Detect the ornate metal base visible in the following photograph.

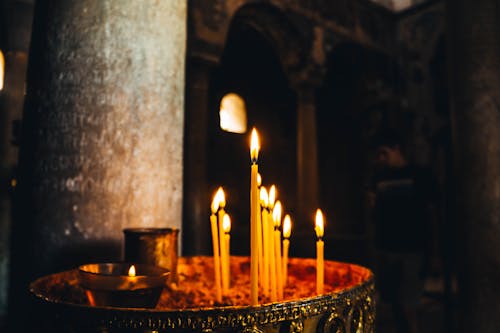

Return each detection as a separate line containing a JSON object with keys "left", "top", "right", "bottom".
{"left": 30, "top": 256, "right": 375, "bottom": 333}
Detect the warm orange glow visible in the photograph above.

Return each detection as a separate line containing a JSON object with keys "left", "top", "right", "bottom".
{"left": 211, "top": 190, "right": 220, "bottom": 214}
{"left": 283, "top": 214, "right": 292, "bottom": 239}
{"left": 222, "top": 214, "right": 231, "bottom": 233}
{"left": 0, "top": 50, "right": 4, "bottom": 91}
{"left": 212, "top": 186, "right": 226, "bottom": 210}
{"left": 315, "top": 209, "right": 324, "bottom": 238}
{"left": 272, "top": 201, "right": 282, "bottom": 227}
{"left": 128, "top": 265, "right": 136, "bottom": 277}
{"left": 269, "top": 185, "right": 276, "bottom": 208}
{"left": 260, "top": 187, "right": 269, "bottom": 207}
{"left": 250, "top": 128, "right": 259, "bottom": 162}
{"left": 257, "top": 173, "right": 262, "bottom": 187}
{"left": 218, "top": 187, "right": 226, "bottom": 209}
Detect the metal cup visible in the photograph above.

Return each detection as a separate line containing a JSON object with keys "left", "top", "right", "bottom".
{"left": 123, "top": 228, "right": 179, "bottom": 285}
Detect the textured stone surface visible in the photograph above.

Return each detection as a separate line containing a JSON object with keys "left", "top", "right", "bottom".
{"left": 447, "top": 0, "right": 500, "bottom": 332}
{"left": 20, "top": 0, "right": 186, "bottom": 273}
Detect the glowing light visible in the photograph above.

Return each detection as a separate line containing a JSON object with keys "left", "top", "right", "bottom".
{"left": 222, "top": 214, "right": 231, "bottom": 233}
{"left": 260, "top": 186, "right": 269, "bottom": 207}
{"left": 283, "top": 215, "right": 292, "bottom": 239}
{"left": 273, "top": 201, "right": 282, "bottom": 227}
{"left": 315, "top": 209, "right": 324, "bottom": 238}
{"left": 250, "top": 128, "right": 259, "bottom": 162}
{"left": 257, "top": 173, "right": 262, "bottom": 187}
{"left": 269, "top": 185, "right": 276, "bottom": 209}
{"left": 211, "top": 187, "right": 225, "bottom": 214}
{"left": 0, "top": 50, "right": 4, "bottom": 91}
{"left": 128, "top": 265, "right": 136, "bottom": 277}
{"left": 219, "top": 93, "right": 247, "bottom": 133}
{"left": 217, "top": 187, "right": 226, "bottom": 209}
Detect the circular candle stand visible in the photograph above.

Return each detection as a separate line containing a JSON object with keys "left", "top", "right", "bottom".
{"left": 30, "top": 256, "right": 375, "bottom": 333}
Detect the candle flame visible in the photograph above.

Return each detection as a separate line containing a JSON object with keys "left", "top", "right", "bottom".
{"left": 257, "top": 173, "right": 262, "bottom": 187}
{"left": 273, "top": 201, "right": 282, "bottom": 227}
{"left": 250, "top": 128, "right": 259, "bottom": 162}
{"left": 215, "top": 187, "right": 226, "bottom": 209}
{"left": 128, "top": 265, "right": 136, "bottom": 277}
{"left": 260, "top": 186, "right": 269, "bottom": 207}
{"left": 283, "top": 214, "right": 292, "bottom": 238}
{"left": 211, "top": 187, "right": 225, "bottom": 213}
{"left": 211, "top": 191, "right": 220, "bottom": 214}
{"left": 0, "top": 50, "right": 4, "bottom": 91}
{"left": 223, "top": 214, "right": 231, "bottom": 233}
{"left": 269, "top": 185, "right": 277, "bottom": 208}
{"left": 315, "top": 209, "right": 324, "bottom": 238}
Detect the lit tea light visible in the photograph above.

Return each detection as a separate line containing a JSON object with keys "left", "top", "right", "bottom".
{"left": 78, "top": 263, "right": 169, "bottom": 308}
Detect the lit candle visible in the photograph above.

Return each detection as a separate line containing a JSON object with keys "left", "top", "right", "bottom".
{"left": 315, "top": 209, "right": 325, "bottom": 294}
{"left": 260, "top": 187, "right": 270, "bottom": 296}
{"left": 216, "top": 187, "right": 228, "bottom": 296}
{"left": 128, "top": 264, "right": 136, "bottom": 277}
{"left": 250, "top": 128, "right": 260, "bottom": 305}
{"left": 222, "top": 214, "right": 231, "bottom": 294}
{"left": 267, "top": 184, "right": 277, "bottom": 301}
{"left": 269, "top": 185, "right": 276, "bottom": 210}
{"left": 282, "top": 214, "right": 292, "bottom": 287}
{"left": 210, "top": 191, "right": 223, "bottom": 302}
{"left": 256, "top": 173, "right": 263, "bottom": 287}
{"left": 273, "top": 200, "right": 283, "bottom": 300}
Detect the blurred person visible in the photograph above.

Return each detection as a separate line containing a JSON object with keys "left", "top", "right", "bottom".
{"left": 368, "top": 129, "right": 439, "bottom": 333}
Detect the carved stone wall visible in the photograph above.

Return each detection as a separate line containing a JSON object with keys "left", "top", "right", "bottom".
{"left": 188, "top": 0, "right": 396, "bottom": 75}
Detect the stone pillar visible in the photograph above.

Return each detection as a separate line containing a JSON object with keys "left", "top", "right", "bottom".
{"left": 446, "top": 1, "right": 500, "bottom": 332}
{"left": 183, "top": 57, "right": 214, "bottom": 255}
{"left": 11, "top": 0, "right": 186, "bottom": 296}
{"left": 295, "top": 85, "right": 319, "bottom": 231}
{"left": 0, "top": 51, "right": 29, "bottom": 317}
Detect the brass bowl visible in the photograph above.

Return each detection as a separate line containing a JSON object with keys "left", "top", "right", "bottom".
{"left": 30, "top": 256, "right": 375, "bottom": 333}
{"left": 79, "top": 263, "right": 169, "bottom": 308}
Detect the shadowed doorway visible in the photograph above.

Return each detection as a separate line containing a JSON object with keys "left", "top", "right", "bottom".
{"left": 209, "top": 20, "right": 297, "bottom": 256}
{"left": 316, "top": 42, "right": 395, "bottom": 264}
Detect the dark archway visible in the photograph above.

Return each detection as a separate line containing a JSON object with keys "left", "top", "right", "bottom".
{"left": 316, "top": 42, "right": 395, "bottom": 263}
{"left": 208, "top": 7, "right": 297, "bottom": 255}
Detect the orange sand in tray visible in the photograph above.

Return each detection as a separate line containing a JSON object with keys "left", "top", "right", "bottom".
{"left": 33, "top": 256, "right": 372, "bottom": 309}
{"left": 157, "top": 256, "right": 372, "bottom": 309}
